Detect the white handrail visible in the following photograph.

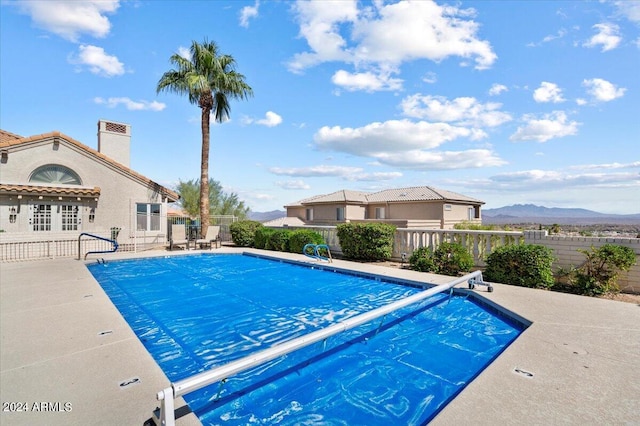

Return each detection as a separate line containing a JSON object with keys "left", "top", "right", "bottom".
{"left": 154, "top": 270, "right": 484, "bottom": 426}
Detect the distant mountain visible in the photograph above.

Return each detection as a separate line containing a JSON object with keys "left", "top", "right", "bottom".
{"left": 483, "top": 204, "right": 640, "bottom": 225}
{"left": 249, "top": 210, "right": 286, "bottom": 222}
{"left": 483, "top": 204, "right": 611, "bottom": 218}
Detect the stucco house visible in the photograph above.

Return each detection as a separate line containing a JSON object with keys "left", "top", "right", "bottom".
{"left": 281, "top": 186, "right": 484, "bottom": 229}
{"left": 0, "top": 120, "right": 179, "bottom": 248}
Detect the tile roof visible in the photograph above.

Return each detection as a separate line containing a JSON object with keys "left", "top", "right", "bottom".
{"left": 0, "top": 130, "right": 23, "bottom": 144}
{"left": 0, "top": 130, "right": 179, "bottom": 202}
{"left": 366, "top": 186, "right": 484, "bottom": 203}
{"left": 262, "top": 216, "right": 306, "bottom": 227}
{"left": 287, "top": 186, "right": 483, "bottom": 207}
{"left": 0, "top": 183, "right": 101, "bottom": 197}
{"left": 286, "top": 189, "right": 369, "bottom": 206}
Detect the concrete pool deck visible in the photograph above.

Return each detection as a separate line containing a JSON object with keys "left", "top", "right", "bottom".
{"left": 1, "top": 248, "right": 638, "bottom": 425}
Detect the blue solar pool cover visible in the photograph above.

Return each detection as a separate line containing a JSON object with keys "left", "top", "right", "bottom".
{"left": 88, "top": 254, "right": 523, "bottom": 425}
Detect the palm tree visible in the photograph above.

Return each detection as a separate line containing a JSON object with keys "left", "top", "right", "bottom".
{"left": 157, "top": 39, "right": 252, "bottom": 237}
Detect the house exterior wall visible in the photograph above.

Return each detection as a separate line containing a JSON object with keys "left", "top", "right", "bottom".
{"left": 386, "top": 202, "right": 444, "bottom": 221}
{"left": 284, "top": 193, "right": 483, "bottom": 229}
{"left": 286, "top": 206, "right": 306, "bottom": 219}
{"left": 311, "top": 204, "right": 343, "bottom": 223}
{"left": 442, "top": 203, "right": 481, "bottom": 228}
{"left": 345, "top": 204, "right": 366, "bottom": 221}
{"left": 0, "top": 136, "right": 169, "bottom": 244}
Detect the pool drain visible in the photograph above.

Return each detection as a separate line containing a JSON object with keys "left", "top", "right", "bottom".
{"left": 119, "top": 377, "right": 141, "bottom": 388}
{"left": 513, "top": 367, "right": 534, "bottom": 378}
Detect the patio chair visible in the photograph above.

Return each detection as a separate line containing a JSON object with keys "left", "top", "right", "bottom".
{"left": 169, "top": 224, "right": 189, "bottom": 250}
{"left": 196, "top": 225, "right": 220, "bottom": 250}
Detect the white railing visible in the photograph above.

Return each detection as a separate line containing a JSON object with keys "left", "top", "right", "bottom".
{"left": 279, "top": 226, "right": 523, "bottom": 267}
{"left": 153, "top": 270, "right": 484, "bottom": 426}
{"left": 395, "top": 228, "right": 524, "bottom": 267}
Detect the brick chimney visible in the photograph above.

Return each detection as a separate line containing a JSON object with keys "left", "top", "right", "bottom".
{"left": 97, "top": 119, "right": 131, "bottom": 167}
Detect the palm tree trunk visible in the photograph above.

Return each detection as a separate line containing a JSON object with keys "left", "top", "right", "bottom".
{"left": 200, "top": 106, "right": 211, "bottom": 238}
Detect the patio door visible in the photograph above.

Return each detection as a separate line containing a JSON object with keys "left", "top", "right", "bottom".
{"left": 29, "top": 202, "right": 81, "bottom": 232}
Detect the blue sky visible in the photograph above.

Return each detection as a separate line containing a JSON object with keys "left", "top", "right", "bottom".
{"left": 1, "top": 0, "right": 639, "bottom": 214}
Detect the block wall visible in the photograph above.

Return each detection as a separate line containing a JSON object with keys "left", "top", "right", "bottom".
{"left": 525, "top": 231, "right": 640, "bottom": 293}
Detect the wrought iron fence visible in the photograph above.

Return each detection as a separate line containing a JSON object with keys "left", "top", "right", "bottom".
{"left": 0, "top": 215, "right": 238, "bottom": 262}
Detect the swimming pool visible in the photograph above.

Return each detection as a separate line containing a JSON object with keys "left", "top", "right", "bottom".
{"left": 88, "top": 253, "right": 524, "bottom": 425}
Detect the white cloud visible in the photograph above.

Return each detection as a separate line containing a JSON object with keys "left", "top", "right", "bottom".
{"left": 487, "top": 169, "right": 639, "bottom": 190}
{"left": 275, "top": 180, "right": 311, "bottom": 190}
{"left": 488, "top": 83, "right": 508, "bottom": 96}
{"left": 533, "top": 82, "right": 565, "bottom": 103}
{"left": 314, "top": 119, "right": 473, "bottom": 156}
{"left": 613, "top": 1, "right": 640, "bottom": 23}
{"left": 246, "top": 111, "right": 283, "bottom": 127}
{"left": 348, "top": 171, "right": 403, "bottom": 181}
{"left": 400, "top": 95, "right": 512, "bottom": 127}
{"left": 94, "top": 97, "right": 166, "bottom": 111}
{"left": 374, "top": 149, "right": 506, "bottom": 170}
{"left": 422, "top": 72, "right": 437, "bottom": 84}
{"left": 177, "top": 46, "right": 192, "bottom": 60}
{"left": 527, "top": 28, "right": 567, "bottom": 47}
{"left": 510, "top": 111, "right": 580, "bottom": 143}
{"left": 258, "top": 111, "right": 283, "bottom": 127}
{"left": 311, "top": 118, "right": 505, "bottom": 170}
{"left": 331, "top": 69, "right": 403, "bottom": 92}
{"left": 582, "top": 78, "right": 626, "bottom": 102}
{"left": 288, "top": 0, "right": 496, "bottom": 84}
{"left": 239, "top": 1, "right": 260, "bottom": 28}
{"left": 351, "top": 2, "right": 496, "bottom": 69}
{"left": 583, "top": 23, "right": 621, "bottom": 52}
{"left": 543, "top": 28, "right": 567, "bottom": 43}
{"left": 70, "top": 44, "right": 124, "bottom": 77}
{"left": 270, "top": 166, "right": 402, "bottom": 182}
{"left": 569, "top": 161, "right": 640, "bottom": 170}
{"left": 250, "top": 193, "right": 275, "bottom": 201}
{"left": 287, "top": 0, "right": 358, "bottom": 73}
{"left": 270, "top": 165, "right": 363, "bottom": 178}
{"left": 14, "top": 0, "right": 119, "bottom": 42}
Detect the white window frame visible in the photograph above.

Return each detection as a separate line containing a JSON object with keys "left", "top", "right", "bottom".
{"left": 305, "top": 208, "right": 314, "bottom": 221}
{"left": 336, "top": 207, "right": 345, "bottom": 221}
{"left": 375, "top": 207, "right": 385, "bottom": 219}
{"left": 136, "top": 203, "right": 161, "bottom": 231}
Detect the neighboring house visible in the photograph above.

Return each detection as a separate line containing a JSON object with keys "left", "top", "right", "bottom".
{"left": 0, "top": 120, "right": 179, "bottom": 246}
{"left": 280, "top": 187, "right": 484, "bottom": 229}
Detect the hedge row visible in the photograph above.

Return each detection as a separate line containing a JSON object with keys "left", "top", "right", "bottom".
{"left": 231, "top": 221, "right": 636, "bottom": 295}
{"left": 229, "top": 221, "right": 324, "bottom": 254}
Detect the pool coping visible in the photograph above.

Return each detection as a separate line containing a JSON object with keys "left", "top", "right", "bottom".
{"left": 1, "top": 247, "right": 639, "bottom": 425}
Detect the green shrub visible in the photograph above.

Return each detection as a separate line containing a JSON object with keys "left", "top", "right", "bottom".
{"left": 336, "top": 223, "right": 396, "bottom": 261}
{"left": 432, "top": 242, "right": 474, "bottom": 276}
{"left": 289, "top": 229, "right": 325, "bottom": 254}
{"left": 454, "top": 221, "right": 496, "bottom": 231}
{"left": 254, "top": 227, "right": 276, "bottom": 249}
{"left": 268, "top": 229, "right": 292, "bottom": 252}
{"left": 574, "top": 244, "right": 637, "bottom": 296}
{"left": 409, "top": 243, "right": 474, "bottom": 275}
{"left": 484, "top": 244, "right": 555, "bottom": 289}
{"left": 229, "top": 220, "right": 263, "bottom": 247}
{"left": 409, "top": 247, "right": 436, "bottom": 272}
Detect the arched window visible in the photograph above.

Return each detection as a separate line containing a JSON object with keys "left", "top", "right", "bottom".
{"left": 29, "top": 164, "right": 82, "bottom": 185}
